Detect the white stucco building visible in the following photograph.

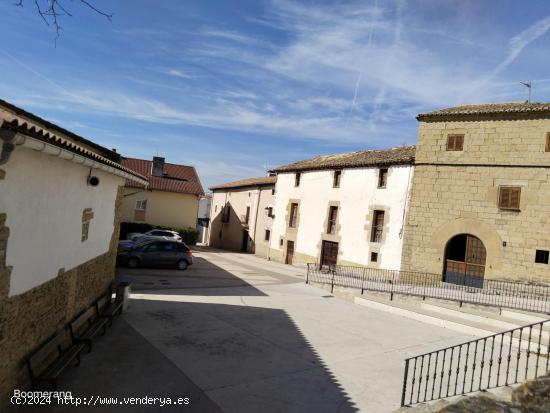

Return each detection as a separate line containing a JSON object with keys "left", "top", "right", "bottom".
{"left": 269, "top": 146, "right": 415, "bottom": 270}
{"left": 209, "top": 176, "right": 276, "bottom": 256}
{"left": 0, "top": 99, "right": 146, "bottom": 403}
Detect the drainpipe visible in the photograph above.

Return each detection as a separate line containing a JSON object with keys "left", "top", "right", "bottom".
{"left": 252, "top": 186, "right": 262, "bottom": 253}
{"left": 0, "top": 129, "right": 17, "bottom": 165}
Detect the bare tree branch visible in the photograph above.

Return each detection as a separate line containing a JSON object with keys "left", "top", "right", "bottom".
{"left": 14, "top": 0, "right": 112, "bottom": 39}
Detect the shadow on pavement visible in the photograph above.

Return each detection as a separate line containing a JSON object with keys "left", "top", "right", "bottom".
{"left": 13, "top": 297, "right": 358, "bottom": 412}
{"left": 116, "top": 256, "right": 268, "bottom": 297}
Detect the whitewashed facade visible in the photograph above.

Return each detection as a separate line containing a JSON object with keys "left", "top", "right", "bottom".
{"left": 269, "top": 147, "right": 415, "bottom": 270}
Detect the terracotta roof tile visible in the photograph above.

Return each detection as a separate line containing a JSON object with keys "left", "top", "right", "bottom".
{"left": 210, "top": 175, "right": 277, "bottom": 191}
{"left": 0, "top": 104, "right": 146, "bottom": 183}
{"left": 272, "top": 146, "right": 415, "bottom": 173}
{"left": 122, "top": 158, "right": 204, "bottom": 195}
{"left": 418, "top": 102, "right": 550, "bottom": 121}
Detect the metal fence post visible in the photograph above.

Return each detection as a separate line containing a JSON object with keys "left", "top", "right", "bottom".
{"left": 361, "top": 267, "right": 366, "bottom": 295}
{"left": 331, "top": 269, "right": 335, "bottom": 294}
{"left": 401, "top": 359, "right": 410, "bottom": 407}
{"left": 306, "top": 263, "right": 310, "bottom": 284}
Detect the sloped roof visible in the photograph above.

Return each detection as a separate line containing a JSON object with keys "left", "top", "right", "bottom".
{"left": 0, "top": 100, "right": 146, "bottom": 183}
{"left": 122, "top": 158, "right": 204, "bottom": 195}
{"left": 209, "top": 175, "right": 277, "bottom": 191}
{"left": 272, "top": 146, "right": 415, "bottom": 173}
{"left": 418, "top": 102, "right": 550, "bottom": 121}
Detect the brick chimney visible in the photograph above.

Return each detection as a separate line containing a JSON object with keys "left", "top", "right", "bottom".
{"left": 152, "top": 156, "right": 165, "bottom": 177}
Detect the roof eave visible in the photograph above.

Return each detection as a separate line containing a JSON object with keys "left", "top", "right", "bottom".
{"left": 417, "top": 110, "right": 550, "bottom": 122}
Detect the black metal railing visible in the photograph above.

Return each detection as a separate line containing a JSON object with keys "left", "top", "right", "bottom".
{"left": 306, "top": 263, "right": 550, "bottom": 313}
{"left": 401, "top": 319, "right": 550, "bottom": 406}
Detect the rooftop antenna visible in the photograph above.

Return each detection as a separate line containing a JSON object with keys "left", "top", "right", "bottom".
{"left": 520, "top": 81, "right": 532, "bottom": 103}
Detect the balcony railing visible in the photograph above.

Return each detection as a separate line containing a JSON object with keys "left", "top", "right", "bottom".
{"left": 306, "top": 263, "right": 550, "bottom": 314}
{"left": 401, "top": 319, "right": 550, "bottom": 406}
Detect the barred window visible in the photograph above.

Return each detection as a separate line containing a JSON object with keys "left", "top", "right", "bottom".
{"left": 370, "top": 210, "right": 385, "bottom": 242}
{"left": 327, "top": 206, "right": 338, "bottom": 234}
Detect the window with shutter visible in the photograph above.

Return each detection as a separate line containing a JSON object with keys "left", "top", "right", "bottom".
{"left": 370, "top": 210, "right": 385, "bottom": 242}
{"left": 378, "top": 168, "right": 388, "bottom": 188}
{"left": 295, "top": 173, "right": 301, "bottom": 187}
{"left": 327, "top": 206, "right": 338, "bottom": 234}
{"left": 498, "top": 186, "right": 521, "bottom": 210}
{"left": 333, "top": 170, "right": 342, "bottom": 188}
{"left": 289, "top": 203, "right": 298, "bottom": 228}
{"left": 446, "top": 134, "right": 464, "bottom": 151}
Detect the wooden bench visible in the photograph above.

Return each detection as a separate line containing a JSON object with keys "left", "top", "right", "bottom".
{"left": 95, "top": 289, "right": 123, "bottom": 325}
{"left": 26, "top": 329, "right": 86, "bottom": 390}
{"left": 69, "top": 306, "right": 109, "bottom": 352}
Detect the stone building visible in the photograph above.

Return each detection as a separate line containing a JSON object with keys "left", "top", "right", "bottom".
{"left": 209, "top": 176, "right": 276, "bottom": 256}
{"left": 120, "top": 156, "right": 203, "bottom": 230}
{"left": 0, "top": 99, "right": 146, "bottom": 404}
{"left": 402, "top": 102, "right": 550, "bottom": 285}
{"left": 269, "top": 146, "right": 415, "bottom": 268}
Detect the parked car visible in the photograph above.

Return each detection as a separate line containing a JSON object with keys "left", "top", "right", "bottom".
{"left": 118, "top": 240, "right": 193, "bottom": 270}
{"left": 127, "top": 229, "right": 182, "bottom": 242}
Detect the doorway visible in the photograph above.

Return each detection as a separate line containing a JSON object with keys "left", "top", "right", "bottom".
{"left": 285, "top": 241, "right": 295, "bottom": 265}
{"left": 321, "top": 241, "right": 339, "bottom": 267}
{"left": 241, "top": 230, "right": 249, "bottom": 252}
{"left": 443, "top": 234, "right": 486, "bottom": 288}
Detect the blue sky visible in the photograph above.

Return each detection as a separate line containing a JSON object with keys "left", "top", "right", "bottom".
{"left": 2, "top": 0, "right": 550, "bottom": 189}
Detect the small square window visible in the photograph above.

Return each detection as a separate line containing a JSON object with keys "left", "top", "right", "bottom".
{"left": 265, "top": 230, "right": 271, "bottom": 241}
{"left": 135, "top": 199, "right": 147, "bottom": 211}
{"left": 370, "top": 252, "right": 378, "bottom": 262}
{"left": 535, "top": 249, "right": 549, "bottom": 264}
{"left": 279, "top": 238, "right": 284, "bottom": 246}
{"left": 333, "top": 170, "right": 342, "bottom": 188}
{"left": 446, "top": 134, "right": 464, "bottom": 151}
{"left": 378, "top": 168, "right": 388, "bottom": 188}
{"left": 499, "top": 186, "right": 521, "bottom": 210}
{"left": 295, "top": 172, "right": 301, "bottom": 187}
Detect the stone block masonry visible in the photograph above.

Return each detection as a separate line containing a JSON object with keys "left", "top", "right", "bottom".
{"left": 402, "top": 117, "right": 550, "bottom": 283}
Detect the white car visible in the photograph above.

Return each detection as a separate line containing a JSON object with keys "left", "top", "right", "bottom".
{"left": 127, "top": 229, "right": 182, "bottom": 242}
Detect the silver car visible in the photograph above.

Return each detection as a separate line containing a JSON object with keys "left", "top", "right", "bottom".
{"left": 127, "top": 229, "right": 182, "bottom": 242}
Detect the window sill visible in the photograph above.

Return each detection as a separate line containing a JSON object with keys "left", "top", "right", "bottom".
{"left": 498, "top": 208, "right": 521, "bottom": 212}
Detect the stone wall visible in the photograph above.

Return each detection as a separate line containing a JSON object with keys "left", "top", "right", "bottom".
{"left": 402, "top": 118, "right": 550, "bottom": 282}
{"left": 0, "top": 186, "right": 123, "bottom": 406}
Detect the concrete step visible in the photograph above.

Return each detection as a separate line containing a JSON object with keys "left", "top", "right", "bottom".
{"left": 355, "top": 295, "right": 550, "bottom": 352}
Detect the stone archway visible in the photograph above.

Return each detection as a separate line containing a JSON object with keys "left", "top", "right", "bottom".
{"left": 443, "top": 234, "right": 486, "bottom": 288}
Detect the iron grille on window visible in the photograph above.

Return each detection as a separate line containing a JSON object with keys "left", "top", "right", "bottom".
{"left": 289, "top": 203, "right": 298, "bottom": 228}
{"left": 535, "top": 249, "right": 549, "bottom": 264}
{"left": 327, "top": 206, "right": 338, "bottom": 234}
{"left": 371, "top": 210, "right": 385, "bottom": 242}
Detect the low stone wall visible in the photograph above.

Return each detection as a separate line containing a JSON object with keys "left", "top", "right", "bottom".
{"left": 440, "top": 374, "right": 550, "bottom": 413}
{"left": 0, "top": 251, "right": 117, "bottom": 403}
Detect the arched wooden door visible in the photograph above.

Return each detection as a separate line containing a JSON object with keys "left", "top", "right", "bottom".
{"left": 443, "top": 234, "right": 486, "bottom": 288}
